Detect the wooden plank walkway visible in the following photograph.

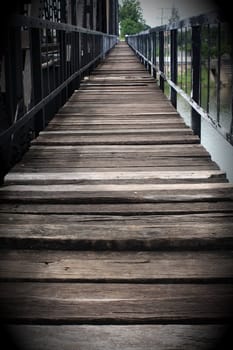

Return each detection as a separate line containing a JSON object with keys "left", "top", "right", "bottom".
{"left": 1, "top": 42, "right": 233, "bottom": 349}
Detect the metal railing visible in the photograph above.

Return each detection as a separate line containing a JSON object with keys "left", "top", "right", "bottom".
{"left": 126, "top": 11, "right": 233, "bottom": 145}
{"left": 0, "top": 15, "right": 117, "bottom": 183}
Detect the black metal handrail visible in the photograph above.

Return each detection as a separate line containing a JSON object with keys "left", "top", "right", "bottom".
{"left": 126, "top": 11, "right": 233, "bottom": 145}
{"left": 0, "top": 15, "right": 117, "bottom": 182}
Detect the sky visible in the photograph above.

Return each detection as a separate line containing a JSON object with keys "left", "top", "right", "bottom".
{"left": 119, "top": 0, "right": 218, "bottom": 27}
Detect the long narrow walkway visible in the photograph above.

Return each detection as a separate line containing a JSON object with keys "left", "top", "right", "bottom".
{"left": 1, "top": 42, "right": 233, "bottom": 349}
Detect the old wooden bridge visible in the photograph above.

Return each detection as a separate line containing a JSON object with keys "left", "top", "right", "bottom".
{"left": 1, "top": 4, "right": 233, "bottom": 350}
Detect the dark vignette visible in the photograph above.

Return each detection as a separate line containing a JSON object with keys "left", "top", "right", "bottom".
{"left": 0, "top": 0, "right": 233, "bottom": 349}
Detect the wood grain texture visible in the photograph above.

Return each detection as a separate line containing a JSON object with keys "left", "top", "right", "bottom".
{"left": 1, "top": 283, "right": 233, "bottom": 323}
{"left": 0, "top": 41, "right": 233, "bottom": 350}
{"left": 7, "top": 325, "right": 228, "bottom": 350}
{"left": 1, "top": 250, "right": 233, "bottom": 282}
{"left": 1, "top": 185, "right": 232, "bottom": 204}
{"left": 0, "top": 201, "right": 233, "bottom": 214}
{"left": 5, "top": 170, "right": 225, "bottom": 185}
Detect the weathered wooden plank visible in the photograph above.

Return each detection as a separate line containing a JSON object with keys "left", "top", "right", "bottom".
{"left": 5, "top": 170, "right": 225, "bottom": 185}
{"left": 39, "top": 129, "right": 193, "bottom": 135}
{"left": 60, "top": 107, "right": 176, "bottom": 115}
{"left": 1, "top": 188, "right": 232, "bottom": 203}
{"left": 15, "top": 156, "right": 213, "bottom": 163}
{"left": 15, "top": 163, "right": 217, "bottom": 173}
{"left": 1, "top": 283, "right": 233, "bottom": 323}
{"left": 6, "top": 325, "right": 229, "bottom": 350}
{"left": 79, "top": 86, "right": 159, "bottom": 91}
{"left": 79, "top": 83, "right": 158, "bottom": 88}
{"left": 10, "top": 166, "right": 220, "bottom": 173}
{"left": 13, "top": 159, "right": 216, "bottom": 171}
{"left": 51, "top": 114, "right": 181, "bottom": 119}
{"left": 0, "top": 222, "right": 233, "bottom": 250}
{"left": 1, "top": 250, "right": 233, "bottom": 282}
{"left": 72, "top": 95, "right": 166, "bottom": 100}
{"left": 65, "top": 100, "right": 173, "bottom": 105}
{"left": 68, "top": 95, "right": 169, "bottom": 101}
{"left": 22, "top": 155, "right": 212, "bottom": 162}
{"left": 23, "top": 144, "right": 211, "bottom": 155}
{"left": 87, "top": 74, "right": 152, "bottom": 77}
{"left": 72, "top": 88, "right": 164, "bottom": 93}
{"left": 49, "top": 118, "right": 182, "bottom": 125}
{"left": 45, "top": 123, "right": 187, "bottom": 131}
{"left": 1, "top": 183, "right": 232, "bottom": 193}
{"left": 79, "top": 86, "right": 158, "bottom": 90}
{"left": 54, "top": 112, "right": 179, "bottom": 117}
{"left": 69, "top": 93, "right": 168, "bottom": 97}
{"left": 0, "top": 202, "right": 233, "bottom": 215}
{"left": 31, "top": 135, "right": 200, "bottom": 145}
{"left": 61, "top": 101, "right": 174, "bottom": 107}
{"left": 45, "top": 124, "right": 189, "bottom": 130}
{"left": 81, "top": 76, "right": 155, "bottom": 80}
{"left": 45, "top": 125, "right": 188, "bottom": 132}
{"left": 0, "top": 212, "right": 232, "bottom": 225}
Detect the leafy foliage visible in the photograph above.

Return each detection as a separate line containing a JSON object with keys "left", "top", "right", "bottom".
{"left": 119, "top": 0, "right": 149, "bottom": 38}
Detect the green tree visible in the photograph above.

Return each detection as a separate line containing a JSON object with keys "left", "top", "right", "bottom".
{"left": 119, "top": 0, "right": 149, "bottom": 38}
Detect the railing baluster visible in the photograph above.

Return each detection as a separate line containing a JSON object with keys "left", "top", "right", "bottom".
{"left": 31, "top": 28, "right": 45, "bottom": 136}
{"left": 217, "top": 23, "right": 221, "bottom": 125}
{"left": 126, "top": 11, "right": 232, "bottom": 146}
{"left": 159, "top": 31, "right": 165, "bottom": 92}
{"left": 150, "top": 33, "right": 154, "bottom": 77}
{"left": 191, "top": 25, "right": 201, "bottom": 137}
{"left": 171, "top": 29, "right": 177, "bottom": 108}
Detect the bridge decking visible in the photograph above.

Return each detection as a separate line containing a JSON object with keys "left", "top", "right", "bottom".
{"left": 1, "top": 42, "right": 233, "bottom": 349}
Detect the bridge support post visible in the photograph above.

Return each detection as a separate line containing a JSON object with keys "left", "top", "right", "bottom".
{"left": 191, "top": 26, "right": 201, "bottom": 138}
{"left": 159, "top": 31, "right": 164, "bottom": 92}
{"left": 150, "top": 33, "right": 154, "bottom": 77}
{"left": 31, "top": 28, "right": 45, "bottom": 136}
{"left": 171, "top": 29, "right": 177, "bottom": 108}
{"left": 5, "top": 26, "right": 24, "bottom": 124}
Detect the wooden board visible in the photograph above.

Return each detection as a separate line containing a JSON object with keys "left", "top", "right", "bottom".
{"left": 1, "top": 222, "right": 233, "bottom": 250}
{"left": 1, "top": 201, "right": 233, "bottom": 215}
{"left": 1, "top": 250, "right": 233, "bottom": 282}
{"left": 1, "top": 41, "right": 233, "bottom": 350}
{"left": 32, "top": 134, "right": 200, "bottom": 146}
{"left": 1, "top": 183, "right": 232, "bottom": 204}
{"left": 5, "top": 170, "right": 226, "bottom": 185}
{"left": 1, "top": 283, "right": 233, "bottom": 323}
{"left": 7, "top": 325, "right": 229, "bottom": 350}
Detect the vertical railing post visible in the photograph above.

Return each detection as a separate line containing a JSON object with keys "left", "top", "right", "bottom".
{"left": 142, "top": 35, "right": 145, "bottom": 63}
{"left": 144, "top": 35, "right": 147, "bottom": 66}
{"left": 230, "top": 98, "right": 233, "bottom": 143}
{"left": 76, "top": 31, "right": 81, "bottom": 88}
{"left": 171, "top": 29, "right": 177, "bottom": 108}
{"left": 159, "top": 31, "right": 165, "bottom": 92}
{"left": 153, "top": 32, "right": 157, "bottom": 80}
{"left": 58, "top": 30, "right": 67, "bottom": 106}
{"left": 150, "top": 32, "right": 154, "bottom": 76}
{"left": 147, "top": 34, "right": 150, "bottom": 71}
{"left": 140, "top": 36, "right": 142, "bottom": 62}
{"left": 216, "top": 23, "right": 221, "bottom": 124}
{"left": 191, "top": 25, "right": 201, "bottom": 137}
{"left": 31, "top": 28, "right": 44, "bottom": 136}
{"left": 5, "top": 26, "right": 24, "bottom": 123}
